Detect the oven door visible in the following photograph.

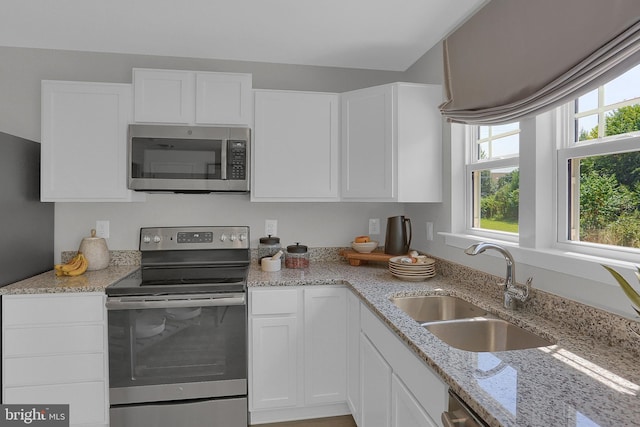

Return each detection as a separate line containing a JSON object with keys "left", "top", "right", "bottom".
{"left": 106, "top": 293, "right": 246, "bottom": 405}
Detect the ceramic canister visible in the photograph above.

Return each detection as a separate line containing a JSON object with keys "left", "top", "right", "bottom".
{"left": 78, "top": 229, "right": 110, "bottom": 271}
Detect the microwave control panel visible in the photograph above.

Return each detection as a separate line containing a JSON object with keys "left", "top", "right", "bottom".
{"left": 228, "top": 140, "right": 247, "bottom": 180}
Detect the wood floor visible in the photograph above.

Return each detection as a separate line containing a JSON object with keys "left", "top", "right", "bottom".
{"left": 254, "top": 415, "right": 357, "bottom": 427}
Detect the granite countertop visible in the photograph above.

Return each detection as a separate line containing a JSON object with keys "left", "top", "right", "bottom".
{"left": 0, "top": 265, "right": 139, "bottom": 294}
{"left": 249, "top": 262, "right": 640, "bottom": 427}
{"left": 4, "top": 260, "right": 640, "bottom": 426}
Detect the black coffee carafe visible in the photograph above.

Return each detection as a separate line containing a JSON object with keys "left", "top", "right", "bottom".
{"left": 384, "top": 216, "right": 412, "bottom": 255}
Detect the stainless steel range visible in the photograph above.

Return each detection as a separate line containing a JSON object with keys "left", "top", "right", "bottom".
{"left": 106, "top": 226, "right": 250, "bottom": 427}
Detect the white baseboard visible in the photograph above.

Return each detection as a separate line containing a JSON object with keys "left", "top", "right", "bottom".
{"left": 249, "top": 402, "right": 351, "bottom": 425}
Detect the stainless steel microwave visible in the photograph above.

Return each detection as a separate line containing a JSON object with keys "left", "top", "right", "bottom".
{"left": 128, "top": 124, "right": 250, "bottom": 193}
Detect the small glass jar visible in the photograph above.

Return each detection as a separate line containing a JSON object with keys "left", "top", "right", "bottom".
{"left": 285, "top": 242, "right": 310, "bottom": 269}
{"left": 258, "top": 235, "right": 281, "bottom": 265}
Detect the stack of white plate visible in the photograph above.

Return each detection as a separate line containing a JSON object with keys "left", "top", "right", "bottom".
{"left": 388, "top": 256, "right": 436, "bottom": 281}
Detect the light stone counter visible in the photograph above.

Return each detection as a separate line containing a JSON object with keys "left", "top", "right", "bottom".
{"left": 3, "top": 252, "right": 640, "bottom": 426}
{"left": 0, "top": 265, "right": 140, "bottom": 294}
{"left": 248, "top": 261, "right": 640, "bottom": 427}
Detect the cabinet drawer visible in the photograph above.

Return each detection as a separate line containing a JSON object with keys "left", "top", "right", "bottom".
{"left": 3, "top": 294, "right": 105, "bottom": 326}
{"left": 4, "top": 353, "right": 105, "bottom": 387}
{"left": 4, "top": 382, "right": 107, "bottom": 425}
{"left": 4, "top": 324, "right": 104, "bottom": 356}
{"left": 250, "top": 289, "right": 299, "bottom": 315}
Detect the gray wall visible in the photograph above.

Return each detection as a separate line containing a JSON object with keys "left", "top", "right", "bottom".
{"left": 0, "top": 46, "right": 405, "bottom": 142}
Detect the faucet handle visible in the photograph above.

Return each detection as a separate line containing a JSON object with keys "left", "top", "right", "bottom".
{"left": 508, "top": 277, "right": 532, "bottom": 303}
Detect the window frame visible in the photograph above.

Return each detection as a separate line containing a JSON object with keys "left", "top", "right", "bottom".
{"left": 447, "top": 97, "right": 640, "bottom": 291}
{"left": 556, "top": 103, "right": 640, "bottom": 263}
{"left": 464, "top": 124, "right": 520, "bottom": 242}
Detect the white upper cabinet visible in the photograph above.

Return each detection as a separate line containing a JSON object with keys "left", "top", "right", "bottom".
{"left": 133, "top": 68, "right": 252, "bottom": 125}
{"left": 252, "top": 90, "right": 339, "bottom": 201}
{"left": 341, "top": 83, "right": 443, "bottom": 202}
{"left": 41, "top": 80, "right": 143, "bottom": 202}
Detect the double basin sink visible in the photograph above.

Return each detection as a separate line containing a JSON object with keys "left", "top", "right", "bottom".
{"left": 391, "top": 295, "right": 553, "bottom": 352}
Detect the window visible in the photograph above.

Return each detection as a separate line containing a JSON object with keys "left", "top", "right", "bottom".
{"left": 466, "top": 123, "right": 520, "bottom": 235}
{"left": 560, "top": 63, "right": 640, "bottom": 250}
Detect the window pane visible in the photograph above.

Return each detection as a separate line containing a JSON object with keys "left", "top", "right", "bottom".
{"left": 491, "top": 134, "right": 519, "bottom": 158}
{"left": 491, "top": 122, "right": 520, "bottom": 136}
{"left": 576, "top": 114, "right": 598, "bottom": 141}
{"left": 472, "top": 168, "right": 519, "bottom": 233}
{"left": 604, "top": 63, "right": 640, "bottom": 105}
{"left": 577, "top": 89, "right": 598, "bottom": 113}
{"left": 477, "top": 141, "right": 489, "bottom": 161}
{"left": 476, "top": 123, "right": 520, "bottom": 161}
{"left": 570, "top": 152, "right": 640, "bottom": 248}
{"left": 604, "top": 104, "right": 640, "bottom": 137}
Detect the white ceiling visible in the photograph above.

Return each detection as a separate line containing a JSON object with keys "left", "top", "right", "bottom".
{"left": 0, "top": 0, "right": 485, "bottom": 71}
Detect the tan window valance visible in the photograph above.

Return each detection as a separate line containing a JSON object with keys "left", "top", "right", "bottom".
{"left": 440, "top": 0, "right": 640, "bottom": 124}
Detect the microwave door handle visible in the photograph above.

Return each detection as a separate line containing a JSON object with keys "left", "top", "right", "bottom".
{"left": 221, "top": 139, "right": 228, "bottom": 180}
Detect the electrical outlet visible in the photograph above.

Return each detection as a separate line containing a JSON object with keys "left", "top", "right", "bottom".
{"left": 369, "top": 218, "right": 380, "bottom": 235}
{"left": 426, "top": 222, "right": 434, "bottom": 241}
{"left": 265, "top": 219, "right": 278, "bottom": 236}
{"left": 96, "top": 220, "right": 110, "bottom": 239}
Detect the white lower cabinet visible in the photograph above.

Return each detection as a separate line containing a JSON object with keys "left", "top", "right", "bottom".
{"left": 249, "top": 286, "right": 349, "bottom": 424}
{"left": 2, "top": 293, "right": 109, "bottom": 427}
{"left": 346, "top": 289, "right": 361, "bottom": 425}
{"left": 360, "top": 333, "right": 392, "bottom": 427}
{"left": 391, "top": 374, "right": 438, "bottom": 427}
{"left": 358, "top": 297, "right": 447, "bottom": 427}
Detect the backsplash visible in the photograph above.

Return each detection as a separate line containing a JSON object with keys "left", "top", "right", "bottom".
{"left": 62, "top": 250, "right": 141, "bottom": 266}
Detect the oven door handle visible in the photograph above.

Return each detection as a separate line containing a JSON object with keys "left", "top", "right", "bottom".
{"left": 105, "top": 294, "right": 245, "bottom": 310}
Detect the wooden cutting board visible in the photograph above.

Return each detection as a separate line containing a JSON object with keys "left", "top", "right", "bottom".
{"left": 340, "top": 249, "right": 400, "bottom": 266}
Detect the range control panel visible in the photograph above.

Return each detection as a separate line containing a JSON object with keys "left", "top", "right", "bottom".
{"left": 140, "top": 226, "right": 250, "bottom": 251}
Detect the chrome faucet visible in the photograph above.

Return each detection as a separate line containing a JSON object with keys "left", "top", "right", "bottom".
{"left": 464, "top": 242, "right": 531, "bottom": 309}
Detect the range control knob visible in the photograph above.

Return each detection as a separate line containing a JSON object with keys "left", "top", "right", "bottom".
{"left": 153, "top": 235, "right": 161, "bottom": 243}
{"left": 142, "top": 235, "right": 151, "bottom": 244}
{"left": 239, "top": 233, "right": 247, "bottom": 242}
{"left": 230, "top": 234, "right": 237, "bottom": 242}
{"left": 220, "top": 234, "right": 228, "bottom": 242}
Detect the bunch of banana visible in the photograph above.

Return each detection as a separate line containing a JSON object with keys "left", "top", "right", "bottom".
{"left": 54, "top": 252, "right": 89, "bottom": 277}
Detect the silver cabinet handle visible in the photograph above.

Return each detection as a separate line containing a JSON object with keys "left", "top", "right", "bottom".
{"left": 106, "top": 294, "right": 245, "bottom": 310}
{"left": 441, "top": 412, "right": 456, "bottom": 427}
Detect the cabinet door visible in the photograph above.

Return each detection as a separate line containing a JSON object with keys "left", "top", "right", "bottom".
{"left": 341, "top": 85, "right": 394, "bottom": 200}
{"left": 196, "top": 72, "right": 252, "bottom": 125}
{"left": 2, "top": 293, "right": 109, "bottom": 427}
{"left": 41, "top": 81, "right": 140, "bottom": 202}
{"left": 395, "top": 84, "right": 443, "bottom": 203}
{"left": 250, "top": 316, "right": 299, "bottom": 410}
{"left": 391, "top": 374, "right": 438, "bottom": 427}
{"left": 360, "top": 333, "right": 391, "bottom": 427}
{"left": 253, "top": 90, "right": 339, "bottom": 201}
{"left": 133, "top": 69, "right": 194, "bottom": 123}
{"left": 347, "top": 290, "right": 361, "bottom": 424}
{"left": 303, "top": 287, "right": 347, "bottom": 405}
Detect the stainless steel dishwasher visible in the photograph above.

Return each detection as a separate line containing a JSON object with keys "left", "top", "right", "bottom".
{"left": 441, "top": 390, "right": 488, "bottom": 427}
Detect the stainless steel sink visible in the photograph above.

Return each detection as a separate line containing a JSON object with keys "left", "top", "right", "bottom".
{"left": 424, "top": 318, "right": 553, "bottom": 352}
{"left": 391, "top": 295, "right": 488, "bottom": 323}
